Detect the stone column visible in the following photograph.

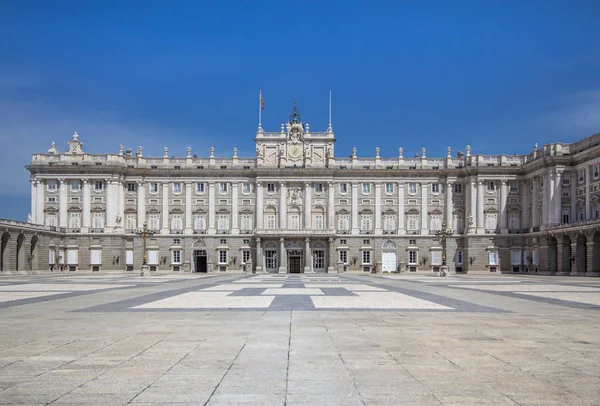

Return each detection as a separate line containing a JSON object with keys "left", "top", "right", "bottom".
{"left": 255, "top": 237, "right": 263, "bottom": 273}
{"left": 117, "top": 180, "right": 125, "bottom": 230}
{"left": 499, "top": 180, "right": 508, "bottom": 233}
{"left": 30, "top": 179, "right": 37, "bottom": 224}
{"left": 327, "top": 182, "right": 335, "bottom": 230}
{"left": 279, "top": 182, "right": 287, "bottom": 229}
{"left": 585, "top": 166, "right": 591, "bottom": 220}
{"left": 106, "top": 179, "right": 115, "bottom": 228}
{"left": 82, "top": 179, "right": 91, "bottom": 231}
{"left": 208, "top": 182, "right": 215, "bottom": 233}
{"left": 59, "top": 179, "right": 67, "bottom": 228}
{"left": 553, "top": 170, "right": 562, "bottom": 225}
{"left": 375, "top": 183, "right": 382, "bottom": 235}
{"left": 304, "top": 237, "right": 311, "bottom": 273}
{"left": 278, "top": 237, "right": 287, "bottom": 273}
{"left": 304, "top": 182, "right": 311, "bottom": 229}
{"left": 445, "top": 180, "right": 453, "bottom": 231}
{"left": 185, "top": 182, "right": 192, "bottom": 234}
{"left": 420, "top": 183, "right": 428, "bottom": 235}
{"left": 476, "top": 180, "right": 484, "bottom": 234}
{"left": 351, "top": 182, "right": 359, "bottom": 235}
{"left": 570, "top": 173, "right": 576, "bottom": 222}
{"left": 256, "top": 182, "right": 263, "bottom": 229}
{"left": 36, "top": 179, "right": 45, "bottom": 226}
{"left": 328, "top": 237, "right": 335, "bottom": 273}
{"left": 521, "top": 179, "right": 529, "bottom": 230}
{"left": 542, "top": 171, "right": 550, "bottom": 227}
{"left": 137, "top": 181, "right": 145, "bottom": 228}
{"left": 231, "top": 183, "right": 239, "bottom": 234}
{"left": 531, "top": 177, "right": 539, "bottom": 229}
{"left": 397, "top": 182, "right": 405, "bottom": 235}
{"left": 161, "top": 182, "right": 169, "bottom": 233}
{"left": 468, "top": 179, "right": 477, "bottom": 233}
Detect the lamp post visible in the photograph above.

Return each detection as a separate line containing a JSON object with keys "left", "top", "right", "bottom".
{"left": 135, "top": 221, "right": 154, "bottom": 276}
{"left": 434, "top": 221, "right": 453, "bottom": 276}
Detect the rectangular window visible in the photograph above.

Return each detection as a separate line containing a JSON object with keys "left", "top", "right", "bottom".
{"left": 339, "top": 239, "right": 347, "bottom": 245}
{"left": 127, "top": 182, "right": 136, "bottom": 192}
{"left": 509, "top": 181, "right": 518, "bottom": 192}
{"left": 150, "top": 182, "right": 159, "bottom": 194}
{"left": 406, "top": 214, "right": 419, "bottom": 232}
{"left": 408, "top": 251, "right": 417, "bottom": 265}
{"left": 488, "top": 251, "right": 499, "bottom": 266}
{"left": 242, "top": 183, "right": 251, "bottom": 194}
{"left": 241, "top": 214, "right": 253, "bottom": 231}
{"left": 429, "top": 214, "right": 442, "bottom": 231}
{"left": 125, "top": 214, "right": 136, "bottom": 230}
{"left": 313, "top": 214, "right": 324, "bottom": 230}
{"left": 385, "top": 183, "right": 393, "bottom": 194}
{"left": 362, "top": 183, "right": 371, "bottom": 194}
{"left": 71, "top": 180, "right": 81, "bottom": 192}
{"left": 91, "top": 212, "right": 104, "bottom": 229}
{"left": 339, "top": 250, "right": 347, "bottom": 264}
{"left": 242, "top": 250, "right": 251, "bottom": 264}
{"left": 45, "top": 214, "right": 57, "bottom": 227}
{"left": 47, "top": 180, "right": 57, "bottom": 191}
{"left": 338, "top": 214, "right": 350, "bottom": 231}
{"left": 595, "top": 165, "right": 599, "bottom": 179}
{"left": 431, "top": 251, "right": 442, "bottom": 266}
{"left": 219, "top": 183, "right": 228, "bottom": 193}
{"left": 47, "top": 196, "right": 57, "bottom": 203}
{"left": 487, "top": 182, "right": 495, "bottom": 191}
{"left": 409, "top": 239, "right": 416, "bottom": 245}
{"left": 314, "top": 183, "right": 323, "bottom": 193}
{"left": 579, "top": 170, "right": 584, "bottom": 183}
{"left": 148, "top": 213, "right": 160, "bottom": 230}
{"left": 266, "top": 214, "right": 276, "bottom": 230}
{"left": 170, "top": 214, "right": 183, "bottom": 231}
{"left": 267, "top": 183, "right": 275, "bottom": 193}
{"left": 360, "top": 215, "right": 372, "bottom": 231}
{"left": 511, "top": 250, "right": 522, "bottom": 265}
{"left": 172, "top": 183, "right": 182, "bottom": 194}
{"left": 217, "top": 214, "right": 230, "bottom": 231}
{"left": 362, "top": 251, "right": 371, "bottom": 264}
{"left": 219, "top": 238, "right": 227, "bottom": 244}
{"left": 408, "top": 183, "right": 417, "bottom": 194}
{"left": 265, "top": 250, "right": 277, "bottom": 269}
{"left": 194, "top": 214, "right": 206, "bottom": 231}
{"left": 562, "top": 211, "right": 570, "bottom": 224}
{"left": 562, "top": 176, "right": 570, "bottom": 186}
{"left": 172, "top": 250, "right": 181, "bottom": 264}
{"left": 339, "top": 183, "right": 348, "bottom": 194}
{"left": 363, "top": 239, "right": 370, "bottom": 245}
{"left": 383, "top": 214, "right": 395, "bottom": 231}
{"left": 454, "top": 184, "right": 462, "bottom": 194}
{"left": 94, "top": 180, "right": 103, "bottom": 191}
{"left": 289, "top": 214, "right": 300, "bottom": 230}
{"left": 68, "top": 212, "right": 81, "bottom": 229}
{"left": 456, "top": 251, "right": 463, "bottom": 265}
{"left": 431, "top": 184, "right": 440, "bottom": 194}
{"left": 196, "top": 183, "right": 205, "bottom": 194}
{"left": 219, "top": 250, "right": 227, "bottom": 264}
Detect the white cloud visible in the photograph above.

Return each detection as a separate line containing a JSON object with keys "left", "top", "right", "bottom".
{"left": 0, "top": 100, "right": 232, "bottom": 196}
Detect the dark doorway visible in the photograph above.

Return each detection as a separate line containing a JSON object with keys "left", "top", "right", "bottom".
{"left": 288, "top": 249, "right": 303, "bottom": 273}
{"left": 194, "top": 250, "right": 207, "bottom": 273}
{"left": 548, "top": 237, "right": 557, "bottom": 274}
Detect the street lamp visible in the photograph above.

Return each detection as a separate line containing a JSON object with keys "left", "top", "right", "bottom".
{"left": 135, "top": 221, "right": 154, "bottom": 276}
{"left": 434, "top": 221, "right": 453, "bottom": 276}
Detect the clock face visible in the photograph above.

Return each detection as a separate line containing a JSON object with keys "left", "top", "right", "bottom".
{"left": 289, "top": 145, "right": 302, "bottom": 159}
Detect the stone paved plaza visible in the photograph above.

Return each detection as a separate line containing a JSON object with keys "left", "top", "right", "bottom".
{"left": 0, "top": 273, "right": 599, "bottom": 405}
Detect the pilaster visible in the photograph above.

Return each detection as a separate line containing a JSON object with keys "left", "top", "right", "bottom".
{"left": 161, "top": 182, "right": 169, "bottom": 234}
{"left": 476, "top": 180, "right": 484, "bottom": 234}
{"left": 256, "top": 182, "right": 263, "bottom": 229}
{"left": 375, "top": 183, "right": 382, "bottom": 235}
{"left": 58, "top": 179, "right": 67, "bottom": 228}
{"left": 278, "top": 237, "right": 287, "bottom": 273}
{"left": 351, "top": 182, "right": 358, "bottom": 235}
{"left": 304, "top": 182, "right": 311, "bottom": 229}
{"left": 499, "top": 179, "right": 508, "bottom": 233}
{"left": 327, "top": 182, "right": 335, "bottom": 230}
{"left": 82, "top": 179, "right": 91, "bottom": 231}
{"left": 445, "top": 180, "right": 453, "bottom": 231}
{"left": 231, "top": 183, "right": 239, "bottom": 235}
{"left": 397, "top": 182, "right": 405, "bottom": 235}
{"left": 185, "top": 182, "right": 192, "bottom": 234}
{"left": 420, "top": 183, "right": 428, "bottom": 235}
{"left": 136, "top": 181, "right": 145, "bottom": 229}
{"left": 279, "top": 182, "right": 287, "bottom": 229}
{"left": 208, "top": 182, "right": 215, "bottom": 233}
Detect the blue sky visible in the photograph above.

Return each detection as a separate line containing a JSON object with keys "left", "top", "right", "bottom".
{"left": 1, "top": 0, "right": 600, "bottom": 221}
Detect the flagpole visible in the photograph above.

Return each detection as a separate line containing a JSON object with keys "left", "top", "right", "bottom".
{"left": 328, "top": 90, "right": 332, "bottom": 131}
{"left": 259, "top": 90, "right": 262, "bottom": 128}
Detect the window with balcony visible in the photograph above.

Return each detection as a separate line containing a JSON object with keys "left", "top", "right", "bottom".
{"left": 360, "top": 214, "right": 372, "bottom": 233}
{"left": 193, "top": 214, "right": 206, "bottom": 232}
{"left": 217, "top": 213, "right": 230, "bottom": 232}
{"left": 68, "top": 212, "right": 81, "bottom": 229}
{"left": 92, "top": 212, "right": 104, "bottom": 230}
{"left": 148, "top": 213, "right": 160, "bottom": 230}
{"left": 383, "top": 213, "right": 396, "bottom": 233}
{"left": 125, "top": 214, "right": 136, "bottom": 230}
{"left": 406, "top": 213, "right": 419, "bottom": 234}
{"left": 240, "top": 214, "right": 253, "bottom": 232}
{"left": 170, "top": 214, "right": 183, "bottom": 232}
{"left": 337, "top": 213, "right": 350, "bottom": 232}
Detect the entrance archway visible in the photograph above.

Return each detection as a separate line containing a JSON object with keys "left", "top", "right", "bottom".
{"left": 548, "top": 237, "right": 557, "bottom": 274}
{"left": 381, "top": 241, "right": 397, "bottom": 273}
{"left": 1, "top": 232, "right": 10, "bottom": 272}
{"left": 577, "top": 234, "right": 587, "bottom": 274}
{"left": 312, "top": 241, "right": 325, "bottom": 272}
{"left": 30, "top": 235, "right": 39, "bottom": 272}
{"left": 593, "top": 232, "right": 600, "bottom": 274}
{"left": 16, "top": 233, "right": 25, "bottom": 272}
{"left": 191, "top": 240, "right": 208, "bottom": 273}
{"left": 562, "top": 235, "right": 572, "bottom": 274}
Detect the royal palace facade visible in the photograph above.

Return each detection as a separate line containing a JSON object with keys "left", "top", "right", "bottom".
{"left": 1, "top": 104, "right": 600, "bottom": 275}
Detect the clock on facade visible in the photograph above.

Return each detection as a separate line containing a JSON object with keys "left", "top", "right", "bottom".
{"left": 288, "top": 145, "right": 302, "bottom": 159}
